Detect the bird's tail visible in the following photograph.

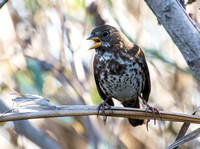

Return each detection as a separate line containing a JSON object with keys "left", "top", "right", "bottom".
{"left": 122, "top": 97, "right": 143, "bottom": 127}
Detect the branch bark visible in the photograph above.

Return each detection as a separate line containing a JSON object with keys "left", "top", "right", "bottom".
{"left": 144, "top": 0, "right": 200, "bottom": 79}
{"left": 1, "top": 105, "right": 200, "bottom": 124}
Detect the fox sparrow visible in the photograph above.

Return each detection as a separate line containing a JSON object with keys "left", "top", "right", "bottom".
{"left": 87, "top": 25, "right": 154, "bottom": 127}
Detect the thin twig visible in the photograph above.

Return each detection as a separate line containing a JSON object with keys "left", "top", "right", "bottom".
{"left": 166, "top": 128, "right": 200, "bottom": 149}
{"left": 0, "top": 105, "right": 200, "bottom": 124}
{"left": 172, "top": 105, "right": 200, "bottom": 149}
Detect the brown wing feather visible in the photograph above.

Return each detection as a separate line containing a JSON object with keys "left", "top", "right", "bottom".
{"left": 139, "top": 49, "right": 151, "bottom": 102}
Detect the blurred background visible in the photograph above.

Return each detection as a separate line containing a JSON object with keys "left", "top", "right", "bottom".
{"left": 0, "top": 0, "right": 200, "bottom": 148}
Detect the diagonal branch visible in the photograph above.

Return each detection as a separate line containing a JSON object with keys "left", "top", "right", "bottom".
{"left": 144, "top": 0, "right": 200, "bottom": 79}
{"left": 166, "top": 128, "right": 200, "bottom": 149}
{"left": 0, "top": 105, "right": 200, "bottom": 124}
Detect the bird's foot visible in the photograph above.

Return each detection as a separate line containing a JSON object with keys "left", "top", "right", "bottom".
{"left": 145, "top": 104, "right": 162, "bottom": 130}
{"left": 97, "top": 99, "right": 112, "bottom": 125}
{"left": 139, "top": 95, "right": 162, "bottom": 131}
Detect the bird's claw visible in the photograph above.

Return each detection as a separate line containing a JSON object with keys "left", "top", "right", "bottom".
{"left": 146, "top": 105, "right": 162, "bottom": 124}
{"left": 145, "top": 104, "right": 162, "bottom": 131}
{"left": 139, "top": 95, "right": 162, "bottom": 130}
{"left": 97, "top": 101, "right": 112, "bottom": 125}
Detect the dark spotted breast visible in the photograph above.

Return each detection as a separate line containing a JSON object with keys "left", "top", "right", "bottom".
{"left": 94, "top": 50, "right": 145, "bottom": 102}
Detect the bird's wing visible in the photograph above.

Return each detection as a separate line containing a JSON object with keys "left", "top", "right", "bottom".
{"left": 138, "top": 48, "right": 151, "bottom": 102}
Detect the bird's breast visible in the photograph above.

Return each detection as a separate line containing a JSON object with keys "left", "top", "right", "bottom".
{"left": 95, "top": 51, "right": 145, "bottom": 101}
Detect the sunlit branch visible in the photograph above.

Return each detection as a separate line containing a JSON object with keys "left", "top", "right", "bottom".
{"left": 0, "top": 105, "right": 200, "bottom": 124}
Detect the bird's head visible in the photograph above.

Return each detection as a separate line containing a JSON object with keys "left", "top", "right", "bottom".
{"left": 87, "top": 25, "right": 123, "bottom": 50}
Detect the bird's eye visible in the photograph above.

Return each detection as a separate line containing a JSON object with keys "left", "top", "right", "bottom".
{"left": 102, "top": 31, "right": 109, "bottom": 38}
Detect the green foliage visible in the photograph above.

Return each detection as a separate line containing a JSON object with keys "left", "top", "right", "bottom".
{"left": 24, "top": 0, "right": 40, "bottom": 13}
{"left": 16, "top": 58, "right": 47, "bottom": 95}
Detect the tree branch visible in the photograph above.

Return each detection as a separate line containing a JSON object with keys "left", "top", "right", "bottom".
{"left": 144, "top": 0, "right": 200, "bottom": 79}
{"left": 1, "top": 105, "right": 200, "bottom": 124}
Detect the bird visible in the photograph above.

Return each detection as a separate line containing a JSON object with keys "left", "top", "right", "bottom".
{"left": 87, "top": 25, "right": 158, "bottom": 127}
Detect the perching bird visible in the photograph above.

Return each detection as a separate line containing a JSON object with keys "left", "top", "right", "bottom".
{"left": 87, "top": 25, "right": 158, "bottom": 127}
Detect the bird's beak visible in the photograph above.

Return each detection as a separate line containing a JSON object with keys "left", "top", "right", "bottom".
{"left": 87, "top": 35, "right": 102, "bottom": 50}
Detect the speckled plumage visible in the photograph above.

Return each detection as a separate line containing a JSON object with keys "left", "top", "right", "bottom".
{"left": 90, "top": 25, "right": 151, "bottom": 127}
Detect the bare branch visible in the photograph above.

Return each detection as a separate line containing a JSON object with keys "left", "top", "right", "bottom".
{"left": 173, "top": 105, "right": 200, "bottom": 149}
{"left": 166, "top": 128, "right": 200, "bottom": 149}
{"left": 0, "top": 105, "right": 200, "bottom": 124}
{"left": 144, "top": 0, "right": 200, "bottom": 79}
